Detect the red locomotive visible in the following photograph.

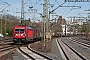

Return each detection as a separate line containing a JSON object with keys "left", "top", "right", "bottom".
{"left": 13, "top": 25, "right": 41, "bottom": 44}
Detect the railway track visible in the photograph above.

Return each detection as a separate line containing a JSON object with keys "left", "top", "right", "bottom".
{"left": 56, "top": 38, "right": 86, "bottom": 60}
{"left": 18, "top": 44, "right": 52, "bottom": 60}
{"left": 68, "top": 37, "right": 90, "bottom": 48}
{"left": 0, "top": 45, "right": 18, "bottom": 52}
{"left": 0, "top": 37, "right": 14, "bottom": 51}
{"left": 0, "top": 37, "right": 21, "bottom": 57}
{"left": 0, "top": 37, "right": 13, "bottom": 42}
{"left": 0, "top": 37, "right": 52, "bottom": 60}
{"left": 18, "top": 45, "right": 53, "bottom": 60}
{"left": 0, "top": 37, "right": 13, "bottom": 45}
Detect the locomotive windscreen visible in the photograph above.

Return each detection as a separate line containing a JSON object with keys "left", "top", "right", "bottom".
{"left": 15, "top": 28, "right": 25, "bottom": 33}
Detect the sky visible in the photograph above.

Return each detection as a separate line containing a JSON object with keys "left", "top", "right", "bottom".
{"left": 0, "top": 0, "right": 90, "bottom": 22}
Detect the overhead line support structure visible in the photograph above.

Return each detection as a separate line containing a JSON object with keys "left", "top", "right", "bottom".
{"left": 84, "top": 9, "right": 90, "bottom": 20}
{"left": 21, "top": 0, "right": 24, "bottom": 25}
{"left": 67, "top": 16, "right": 88, "bottom": 22}
{"left": 78, "top": 13, "right": 90, "bottom": 21}
{"left": 43, "top": 1, "right": 81, "bottom": 41}
{"left": 49, "top": 5, "right": 81, "bottom": 14}
{"left": 43, "top": 0, "right": 50, "bottom": 46}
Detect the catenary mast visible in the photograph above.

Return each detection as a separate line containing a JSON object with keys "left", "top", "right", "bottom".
{"left": 21, "top": 0, "right": 24, "bottom": 25}
{"left": 43, "top": 0, "right": 50, "bottom": 46}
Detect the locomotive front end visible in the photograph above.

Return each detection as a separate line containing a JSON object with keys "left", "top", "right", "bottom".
{"left": 13, "top": 26, "right": 26, "bottom": 44}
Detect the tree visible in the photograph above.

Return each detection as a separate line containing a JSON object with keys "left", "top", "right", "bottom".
{"left": 0, "top": 14, "right": 20, "bottom": 37}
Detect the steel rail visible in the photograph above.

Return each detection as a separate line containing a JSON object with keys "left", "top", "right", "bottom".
{"left": 62, "top": 38, "right": 86, "bottom": 60}
{"left": 0, "top": 45, "right": 19, "bottom": 52}
{"left": 57, "top": 39, "right": 69, "bottom": 60}
{"left": 68, "top": 37, "right": 90, "bottom": 48}
{"left": 18, "top": 47, "right": 35, "bottom": 60}
{"left": 57, "top": 38, "right": 86, "bottom": 60}
{"left": 18, "top": 45, "right": 53, "bottom": 60}
{"left": 27, "top": 45, "right": 53, "bottom": 60}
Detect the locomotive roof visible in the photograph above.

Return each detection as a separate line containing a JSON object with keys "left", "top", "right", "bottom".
{"left": 14, "top": 25, "right": 35, "bottom": 29}
{"left": 27, "top": 26, "right": 33, "bottom": 29}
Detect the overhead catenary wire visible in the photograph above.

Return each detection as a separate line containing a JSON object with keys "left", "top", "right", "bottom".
{"left": 0, "top": 1, "right": 10, "bottom": 12}
{"left": 24, "top": 0, "right": 33, "bottom": 8}
{"left": 61, "top": 2, "right": 70, "bottom": 15}
{"left": 33, "top": 0, "right": 41, "bottom": 6}
{"left": 0, "top": 0, "right": 21, "bottom": 16}
{"left": 24, "top": 0, "right": 42, "bottom": 22}
{"left": 49, "top": 1, "right": 66, "bottom": 14}
{"left": 64, "top": 1, "right": 77, "bottom": 18}
{"left": 24, "top": 0, "right": 42, "bottom": 8}
{"left": 55, "top": 0, "right": 60, "bottom": 5}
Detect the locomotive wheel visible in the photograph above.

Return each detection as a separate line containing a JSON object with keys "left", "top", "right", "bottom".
{"left": 22, "top": 40, "right": 27, "bottom": 44}
{"left": 13, "top": 41, "right": 16, "bottom": 44}
{"left": 13, "top": 40, "right": 16, "bottom": 44}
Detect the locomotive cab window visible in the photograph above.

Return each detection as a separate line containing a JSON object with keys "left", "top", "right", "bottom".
{"left": 15, "top": 29, "right": 19, "bottom": 32}
{"left": 15, "top": 28, "right": 25, "bottom": 33}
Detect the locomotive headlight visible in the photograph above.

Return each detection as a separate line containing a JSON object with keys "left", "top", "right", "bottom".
{"left": 21, "top": 34, "right": 25, "bottom": 36}
{"left": 14, "top": 34, "right": 18, "bottom": 36}
{"left": 16, "top": 34, "right": 18, "bottom": 36}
